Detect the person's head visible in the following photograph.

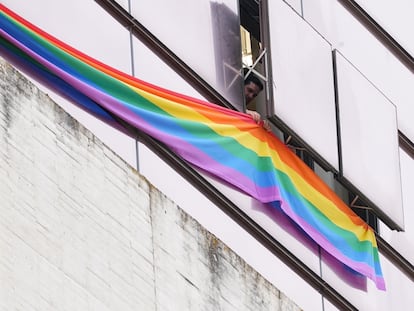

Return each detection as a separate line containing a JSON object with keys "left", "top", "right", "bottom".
{"left": 243, "top": 70, "right": 263, "bottom": 104}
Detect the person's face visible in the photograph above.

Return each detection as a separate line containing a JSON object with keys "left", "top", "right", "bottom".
{"left": 244, "top": 81, "right": 261, "bottom": 104}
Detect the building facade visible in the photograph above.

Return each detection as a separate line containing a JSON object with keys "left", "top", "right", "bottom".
{"left": 0, "top": 59, "right": 300, "bottom": 310}
{"left": 1, "top": 0, "right": 413, "bottom": 310}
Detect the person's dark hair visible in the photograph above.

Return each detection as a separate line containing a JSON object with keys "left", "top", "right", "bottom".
{"left": 243, "top": 68, "right": 263, "bottom": 91}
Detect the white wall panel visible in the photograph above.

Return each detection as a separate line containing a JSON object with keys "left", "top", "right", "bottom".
{"left": 283, "top": 0, "right": 303, "bottom": 15}
{"left": 2, "top": 0, "right": 131, "bottom": 73}
{"left": 323, "top": 299, "right": 341, "bottom": 311}
{"left": 302, "top": 0, "right": 414, "bottom": 150}
{"left": 268, "top": 0, "right": 339, "bottom": 170}
{"left": 379, "top": 148, "right": 414, "bottom": 264}
{"left": 132, "top": 38, "right": 205, "bottom": 101}
{"left": 354, "top": 0, "right": 414, "bottom": 58}
{"left": 130, "top": 0, "right": 244, "bottom": 110}
{"left": 335, "top": 52, "right": 403, "bottom": 229}
{"left": 321, "top": 252, "right": 414, "bottom": 311}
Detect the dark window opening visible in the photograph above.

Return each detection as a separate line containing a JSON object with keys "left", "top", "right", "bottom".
{"left": 239, "top": 0, "right": 269, "bottom": 118}
{"left": 240, "top": 0, "right": 261, "bottom": 42}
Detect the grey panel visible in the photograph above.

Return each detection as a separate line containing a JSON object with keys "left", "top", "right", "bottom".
{"left": 268, "top": 0, "right": 339, "bottom": 170}
{"left": 336, "top": 52, "right": 403, "bottom": 229}
{"left": 130, "top": 0, "right": 244, "bottom": 111}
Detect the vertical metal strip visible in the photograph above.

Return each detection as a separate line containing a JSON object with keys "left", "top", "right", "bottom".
{"left": 258, "top": 0, "right": 274, "bottom": 117}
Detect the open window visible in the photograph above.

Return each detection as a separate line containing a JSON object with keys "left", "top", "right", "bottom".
{"left": 239, "top": 0, "right": 270, "bottom": 117}
{"left": 239, "top": 0, "right": 378, "bottom": 231}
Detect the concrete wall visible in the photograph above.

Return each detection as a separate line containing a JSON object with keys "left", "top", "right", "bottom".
{"left": 0, "top": 59, "right": 300, "bottom": 311}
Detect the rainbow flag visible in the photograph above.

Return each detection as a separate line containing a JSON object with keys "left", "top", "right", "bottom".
{"left": 0, "top": 4, "right": 385, "bottom": 290}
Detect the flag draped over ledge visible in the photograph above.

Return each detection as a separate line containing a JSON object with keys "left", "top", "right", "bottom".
{"left": 0, "top": 4, "right": 385, "bottom": 290}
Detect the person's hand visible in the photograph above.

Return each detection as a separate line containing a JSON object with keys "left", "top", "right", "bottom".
{"left": 246, "top": 109, "right": 261, "bottom": 123}
{"left": 262, "top": 120, "right": 271, "bottom": 132}
{"left": 246, "top": 109, "right": 271, "bottom": 132}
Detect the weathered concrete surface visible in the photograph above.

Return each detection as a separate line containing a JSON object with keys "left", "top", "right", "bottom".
{"left": 0, "top": 59, "right": 301, "bottom": 311}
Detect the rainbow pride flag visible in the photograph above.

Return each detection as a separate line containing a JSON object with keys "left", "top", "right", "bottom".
{"left": 0, "top": 4, "right": 385, "bottom": 290}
